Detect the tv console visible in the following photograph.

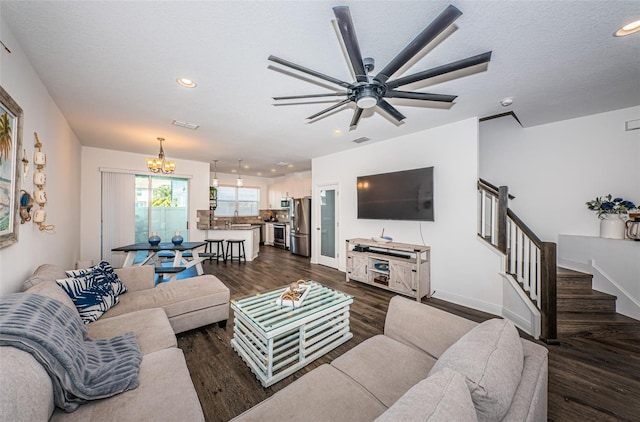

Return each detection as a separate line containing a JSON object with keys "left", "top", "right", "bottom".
{"left": 345, "top": 238, "right": 431, "bottom": 301}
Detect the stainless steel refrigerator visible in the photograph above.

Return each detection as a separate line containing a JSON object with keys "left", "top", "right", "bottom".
{"left": 290, "top": 197, "right": 311, "bottom": 257}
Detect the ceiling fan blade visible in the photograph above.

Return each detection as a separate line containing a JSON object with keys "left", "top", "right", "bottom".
{"left": 377, "top": 100, "right": 406, "bottom": 122}
{"left": 307, "top": 99, "right": 352, "bottom": 120}
{"left": 273, "top": 92, "right": 348, "bottom": 100}
{"left": 350, "top": 107, "right": 364, "bottom": 128}
{"left": 385, "top": 90, "right": 457, "bottom": 102}
{"left": 385, "top": 51, "right": 492, "bottom": 89}
{"left": 333, "top": 6, "right": 368, "bottom": 83}
{"left": 375, "top": 4, "right": 463, "bottom": 83}
{"left": 269, "top": 55, "right": 352, "bottom": 88}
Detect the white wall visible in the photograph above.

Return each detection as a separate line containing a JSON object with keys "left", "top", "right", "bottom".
{"left": 80, "top": 147, "right": 210, "bottom": 262}
{"left": 312, "top": 118, "right": 503, "bottom": 315}
{"left": 480, "top": 106, "right": 640, "bottom": 242}
{"left": 0, "top": 19, "right": 82, "bottom": 295}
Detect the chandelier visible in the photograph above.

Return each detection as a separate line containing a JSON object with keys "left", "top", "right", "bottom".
{"left": 146, "top": 137, "right": 176, "bottom": 174}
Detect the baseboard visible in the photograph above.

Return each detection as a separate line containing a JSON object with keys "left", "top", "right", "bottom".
{"left": 502, "top": 307, "right": 537, "bottom": 337}
{"left": 431, "top": 289, "right": 502, "bottom": 317}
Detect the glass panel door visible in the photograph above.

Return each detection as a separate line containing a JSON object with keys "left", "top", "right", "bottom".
{"left": 318, "top": 184, "right": 339, "bottom": 268}
{"left": 135, "top": 176, "right": 189, "bottom": 243}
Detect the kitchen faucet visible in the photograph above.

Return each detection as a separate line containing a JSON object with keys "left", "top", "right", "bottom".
{"left": 233, "top": 210, "right": 239, "bottom": 223}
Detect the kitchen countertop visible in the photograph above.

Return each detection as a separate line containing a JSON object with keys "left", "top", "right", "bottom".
{"left": 210, "top": 225, "right": 262, "bottom": 230}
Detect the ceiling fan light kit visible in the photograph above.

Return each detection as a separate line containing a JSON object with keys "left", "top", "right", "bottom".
{"left": 269, "top": 4, "right": 492, "bottom": 129}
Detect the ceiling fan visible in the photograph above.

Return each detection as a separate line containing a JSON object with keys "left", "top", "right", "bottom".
{"left": 269, "top": 4, "right": 492, "bottom": 129}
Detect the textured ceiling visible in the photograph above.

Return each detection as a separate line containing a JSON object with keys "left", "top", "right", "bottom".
{"left": 2, "top": 1, "right": 639, "bottom": 176}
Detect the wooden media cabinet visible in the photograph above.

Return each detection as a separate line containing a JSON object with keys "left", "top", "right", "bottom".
{"left": 345, "top": 238, "right": 431, "bottom": 301}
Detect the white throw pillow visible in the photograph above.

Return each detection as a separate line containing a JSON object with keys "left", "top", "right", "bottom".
{"left": 375, "top": 367, "right": 477, "bottom": 422}
{"left": 428, "top": 318, "right": 524, "bottom": 422}
{"left": 56, "top": 273, "right": 118, "bottom": 324}
{"left": 66, "top": 260, "right": 127, "bottom": 296}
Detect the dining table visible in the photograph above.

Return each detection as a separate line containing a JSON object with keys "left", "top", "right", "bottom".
{"left": 111, "top": 241, "right": 207, "bottom": 282}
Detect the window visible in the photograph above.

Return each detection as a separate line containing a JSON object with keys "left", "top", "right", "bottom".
{"left": 134, "top": 176, "right": 189, "bottom": 242}
{"left": 216, "top": 186, "right": 260, "bottom": 217}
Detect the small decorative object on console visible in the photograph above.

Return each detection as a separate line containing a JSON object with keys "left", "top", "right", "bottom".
{"left": 276, "top": 280, "right": 311, "bottom": 307}
{"left": 372, "top": 228, "right": 393, "bottom": 243}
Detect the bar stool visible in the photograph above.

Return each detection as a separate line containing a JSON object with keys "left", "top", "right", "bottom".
{"left": 226, "top": 239, "right": 246, "bottom": 263}
{"left": 204, "top": 239, "right": 226, "bottom": 263}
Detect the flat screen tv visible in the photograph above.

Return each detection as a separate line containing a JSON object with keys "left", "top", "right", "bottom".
{"left": 357, "top": 167, "right": 434, "bottom": 221}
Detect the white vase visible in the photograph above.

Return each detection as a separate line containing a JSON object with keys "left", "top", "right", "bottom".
{"left": 600, "top": 214, "right": 626, "bottom": 239}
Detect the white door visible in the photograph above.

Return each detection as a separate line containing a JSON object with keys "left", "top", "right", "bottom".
{"left": 317, "top": 184, "right": 339, "bottom": 268}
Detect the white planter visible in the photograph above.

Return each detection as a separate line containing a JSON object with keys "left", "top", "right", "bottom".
{"left": 600, "top": 214, "right": 626, "bottom": 239}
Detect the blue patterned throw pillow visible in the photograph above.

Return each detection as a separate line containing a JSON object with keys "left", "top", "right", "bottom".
{"left": 56, "top": 272, "right": 118, "bottom": 324}
{"left": 66, "top": 261, "right": 127, "bottom": 296}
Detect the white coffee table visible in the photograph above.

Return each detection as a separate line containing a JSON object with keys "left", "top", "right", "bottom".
{"left": 230, "top": 281, "right": 353, "bottom": 387}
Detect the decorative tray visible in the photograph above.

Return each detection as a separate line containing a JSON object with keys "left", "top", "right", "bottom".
{"left": 276, "top": 280, "right": 312, "bottom": 307}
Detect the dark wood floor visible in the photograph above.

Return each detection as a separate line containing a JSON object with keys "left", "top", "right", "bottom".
{"left": 177, "top": 246, "right": 640, "bottom": 422}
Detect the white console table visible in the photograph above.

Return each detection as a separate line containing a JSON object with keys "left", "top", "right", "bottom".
{"left": 345, "top": 238, "right": 430, "bottom": 301}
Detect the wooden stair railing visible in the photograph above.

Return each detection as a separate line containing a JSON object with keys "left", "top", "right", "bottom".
{"left": 477, "top": 179, "right": 558, "bottom": 343}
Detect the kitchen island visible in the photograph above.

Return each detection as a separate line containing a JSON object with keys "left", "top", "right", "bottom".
{"left": 207, "top": 225, "right": 261, "bottom": 261}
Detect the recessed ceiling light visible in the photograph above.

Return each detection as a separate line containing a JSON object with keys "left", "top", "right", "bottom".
{"left": 287, "top": 164, "right": 294, "bottom": 168}
{"left": 500, "top": 97, "right": 514, "bottom": 107}
{"left": 333, "top": 129, "right": 343, "bottom": 135}
{"left": 615, "top": 19, "right": 640, "bottom": 37}
{"left": 271, "top": 169, "right": 277, "bottom": 172}
{"left": 257, "top": 172, "right": 263, "bottom": 176}
{"left": 176, "top": 78, "right": 196, "bottom": 88}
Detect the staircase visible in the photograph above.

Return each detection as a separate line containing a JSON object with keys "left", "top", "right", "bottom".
{"left": 557, "top": 267, "right": 640, "bottom": 337}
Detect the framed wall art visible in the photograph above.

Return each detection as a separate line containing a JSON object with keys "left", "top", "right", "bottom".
{"left": 0, "top": 86, "right": 24, "bottom": 249}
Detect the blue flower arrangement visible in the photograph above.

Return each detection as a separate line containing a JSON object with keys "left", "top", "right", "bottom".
{"left": 586, "top": 194, "right": 637, "bottom": 219}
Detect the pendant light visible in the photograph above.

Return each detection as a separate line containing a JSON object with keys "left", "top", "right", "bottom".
{"left": 212, "top": 160, "right": 219, "bottom": 187}
{"left": 237, "top": 159, "right": 244, "bottom": 187}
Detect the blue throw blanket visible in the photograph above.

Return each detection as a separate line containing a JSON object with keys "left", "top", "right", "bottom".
{"left": 0, "top": 293, "right": 142, "bottom": 412}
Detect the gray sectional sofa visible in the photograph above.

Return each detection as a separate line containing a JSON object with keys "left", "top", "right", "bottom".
{"left": 232, "top": 296, "right": 549, "bottom": 422}
{"left": 0, "top": 264, "right": 230, "bottom": 421}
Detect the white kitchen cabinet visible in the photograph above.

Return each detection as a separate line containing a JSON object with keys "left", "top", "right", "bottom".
{"left": 253, "top": 227, "right": 260, "bottom": 256}
{"left": 268, "top": 185, "right": 282, "bottom": 209}
{"left": 302, "top": 178, "right": 312, "bottom": 197}
{"left": 265, "top": 222, "right": 275, "bottom": 245}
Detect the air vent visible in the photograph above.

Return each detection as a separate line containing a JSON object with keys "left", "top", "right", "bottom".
{"left": 352, "top": 137, "right": 371, "bottom": 144}
{"left": 275, "top": 161, "right": 290, "bottom": 167}
{"left": 172, "top": 120, "right": 200, "bottom": 130}
{"left": 625, "top": 119, "right": 640, "bottom": 131}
